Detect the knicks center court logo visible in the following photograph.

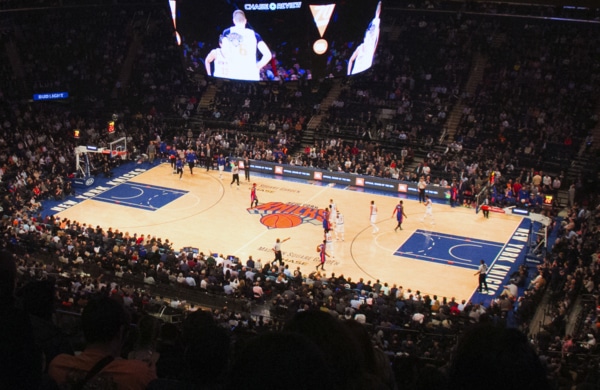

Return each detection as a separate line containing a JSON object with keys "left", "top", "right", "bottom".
{"left": 248, "top": 202, "right": 325, "bottom": 229}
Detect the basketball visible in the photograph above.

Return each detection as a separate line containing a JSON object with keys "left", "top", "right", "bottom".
{"left": 316, "top": 246, "right": 321, "bottom": 252}
{"left": 260, "top": 213, "right": 303, "bottom": 229}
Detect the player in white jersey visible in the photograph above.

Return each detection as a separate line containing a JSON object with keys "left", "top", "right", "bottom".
{"left": 421, "top": 195, "right": 435, "bottom": 224}
{"left": 328, "top": 198, "right": 337, "bottom": 225}
{"left": 347, "top": 1, "right": 381, "bottom": 75}
{"left": 335, "top": 210, "right": 345, "bottom": 241}
{"left": 221, "top": 10, "right": 272, "bottom": 81}
{"left": 325, "top": 230, "right": 334, "bottom": 257}
{"left": 205, "top": 35, "right": 229, "bottom": 78}
{"left": 370, "top": 200, "right": 379, "bottom": 233}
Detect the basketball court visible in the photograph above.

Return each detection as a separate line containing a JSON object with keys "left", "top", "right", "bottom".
{"left": 50, "top": 162, "right": 530, "bottom": 303}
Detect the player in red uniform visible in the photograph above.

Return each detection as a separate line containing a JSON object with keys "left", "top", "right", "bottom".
{"left": 315, "top": 239, "right": 330, "bottom": 271}
{"left": 250, "top": 183, "right": 259, "bottom": 208}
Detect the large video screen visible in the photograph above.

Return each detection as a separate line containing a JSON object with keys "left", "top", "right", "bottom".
{"left": 170, "top": 0, "right": 382, "bottom": 81}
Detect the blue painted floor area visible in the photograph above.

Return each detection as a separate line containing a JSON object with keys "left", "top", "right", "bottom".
{"left": 93, "top": 182, "right": 187, "bottom": 211}
{"left": 395, "top": 230, "right": 505, "bottom": 270}
{"left": 467, "top": 218, "right": 532, "bottom": 308}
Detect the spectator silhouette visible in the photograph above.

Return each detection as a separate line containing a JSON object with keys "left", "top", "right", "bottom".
{"left": 17, "top": 279, "right": 74, "bottom": 374}
{"left": 154, "top": 322, "right": 185, "bottom": 380}
{"left": 343, "top": 319, "right": 396, "bottom": 390}
{"left": 127, "top": 314, "right": 162, "bottom": 367}
{"left": 227, "top": 331, "right": 334, "bottom": 390}
{"left": 48, "top": 294, "right": 156, "bottom": 389}
{"left": 284, "top": 310, "right": 371, "bottom": 390}
{"left": 0, "top": 250, "right": 43, "bottom": 390}
{"left": 149, "top": 310, "right": 231, "bottom": 389}
{"left": 447, "top": 323, "right": 550, "bottom": 390}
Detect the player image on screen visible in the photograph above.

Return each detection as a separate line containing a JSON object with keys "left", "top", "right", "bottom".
{"left": 347, "top": 1, "right": 381, "bottom": 76}
{"left": 175, "top": 1, "right": 383, "bottom": 82}
{"left": 218, "top": 9, "right": 272, "bottom": 81}
{"left": 205, "top": 35, "right": 229, "bottom": 78}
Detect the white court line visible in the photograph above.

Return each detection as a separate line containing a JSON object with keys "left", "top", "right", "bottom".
{"left": 398, "top": 252, "right": 476, "bottom": 267}
{"left": 93, "top": 196, "right": 155, "bottom": 210}
{"left": 372, "top": 231, "right": 411, "bottom": 253}
{"left": 165, "top": 193, "right": 201, "bottom": 211}
{"left": 111, "top": 186, "right": 144, "bottom": 200}
{"left": 448, "top": 244, "right": 482, "bottom": 263}
{"left": 414, "top": 231, "right": 504, "bottom": 247}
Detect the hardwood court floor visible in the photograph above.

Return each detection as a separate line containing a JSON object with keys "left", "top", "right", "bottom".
{"left": 55, "top": 163, "right": 525, "bottom": 302}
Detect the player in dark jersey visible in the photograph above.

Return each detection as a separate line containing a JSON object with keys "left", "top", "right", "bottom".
{"left": 392, "top": 200, "right": 408, "bottom": 231}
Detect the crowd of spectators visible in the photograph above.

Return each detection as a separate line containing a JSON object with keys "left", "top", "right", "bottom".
{"left": 1, "top": 1, "right": 600, "bottom": 389}
{"left": 203, "top": 80, "right": 316, "bottom": 148}
{"left": 525, "top": 202, "right": 600, "bottom": 389}
{"left": 322, "top": 12, "right": 475, "bottom": 142}
{"left": 4, "top": 192, "right": 600, "bottom": 388}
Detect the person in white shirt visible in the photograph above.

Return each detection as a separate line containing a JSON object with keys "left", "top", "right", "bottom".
{"left": 213, "top": 253, "right": 225, "bottom": 267}
{"left": 542, "top": 173, "right": 552, "bottom": 190}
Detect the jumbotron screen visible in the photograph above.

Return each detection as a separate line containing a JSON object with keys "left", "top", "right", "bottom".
{"left": 169, "top": 0, "right": 382, "bottom": 81}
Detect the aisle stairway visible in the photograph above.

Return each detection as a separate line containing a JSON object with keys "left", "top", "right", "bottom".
{"left": 444, "top": 52, "right": 487, "bottom": 142}
{"left": 301, "top": 79, "right": 343, "bottom": 147}
{"left": 197, "top": 81, "right": 218, "bottom": 112}
{"left": 589, "top": 100, "right": 600, "bottom": 153}
{"left": 4, "top": 39, "right": 26, "bottom": 95}
{"left": 111, "top": 33, "right": 142, "bottom": 99}
{"left": 558, "top": 99, "right": 600, "bottom": 207}
{"left": 5, "top": 40, "right": 24, "bottom": 79}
